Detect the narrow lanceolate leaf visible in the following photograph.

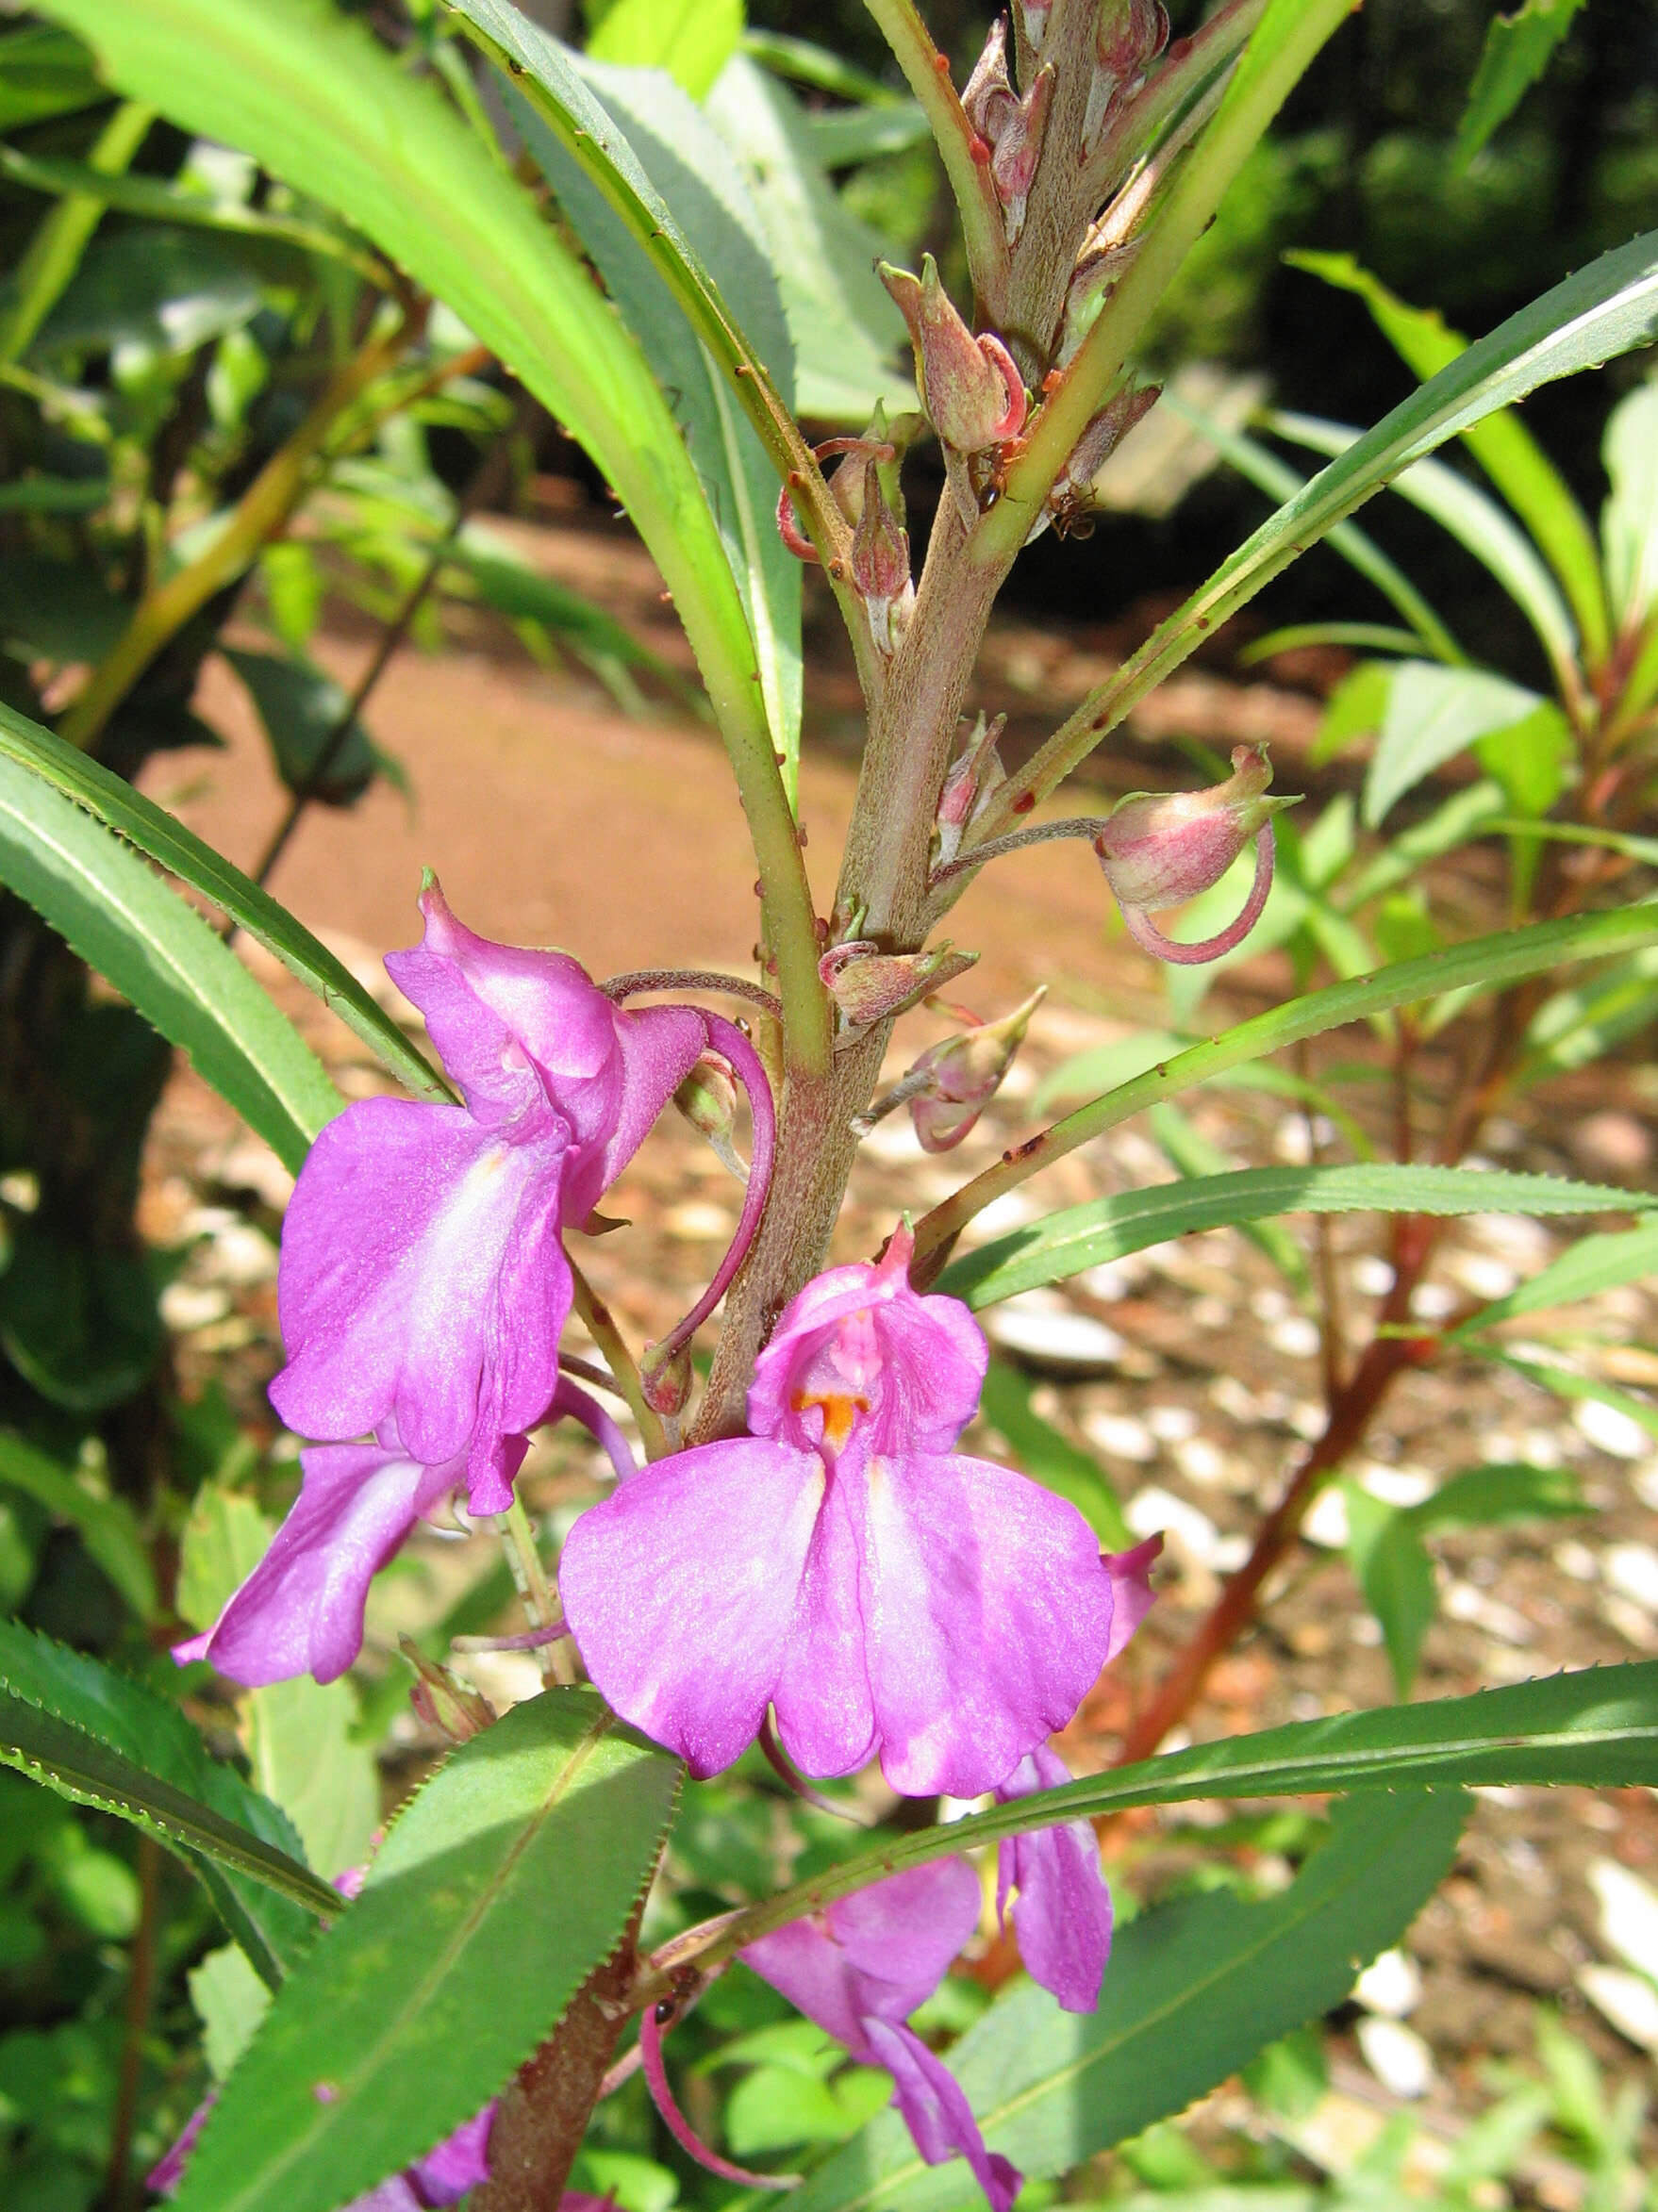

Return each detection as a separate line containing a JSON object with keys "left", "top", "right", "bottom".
{"left": 911, "top": 905, "right": 1658, "bottom": 1273}
{"left": 0, "top": 700, "right": 450, "bottom": 1104}
{"left": 1455, "top": 0, "right": 1587, "bottom": 166}
{"left": 785, "top": 1791, "right": 1467, "bottom": 2212}
{"left": 0, "top": 745, "right": 340, "bottom": 1173}
{"left": 937, "top": 1164, "right": 1634, "bottom": 1310}
{"left": 987, "top": 228, "right": 1657, "bottom": 827}
{"left": 0, "top": 1619, "right": 334, "bottom": 1978}
{"left": 1447, "top": 1217, "right": 1658, "bottom": 1345}
{"left": 695, "top": 1664, "right": 1658, "bottom": 1970}
{"left": 170, "top": 1689, "right": 681, "bottom": 2212}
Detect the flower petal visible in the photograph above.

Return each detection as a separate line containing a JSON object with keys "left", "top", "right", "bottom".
{"left": 826, "top": 1858, "right": 983, "bottom": 2022}
{"left": 860, "top": 1452, "right": 1113, "bottom": 1796}
{"left": 771, "top": 1472, "right": 876, "bottom": 1779}
{"left": 1104, "top": 1533, "right": 1162, "bottom": 1664}
{"left": 270, "top": 1098, "right": 570, "bottom": 1492}
{"left": 406, "top": 2105, "right": 495, "bottom": 2204}
{"left": 570, "top": 1001, "right": 705, "bottom": 1217}
{"left": 862, "top": 2021, "right": 1022, "bottom": 2212}
{"left": 996, "top": 1745, "right": 1112, "bottom": 2014}
{"left": 558, "top": 1439, "right": 822, "bottom": 1778}
{"left": 174, "top": 1442, "right": 460, "bottom": 1686}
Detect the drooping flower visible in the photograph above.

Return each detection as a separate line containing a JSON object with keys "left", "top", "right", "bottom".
{"left": 990, "top": 1538, "right": 1158, "bottom": 2014}
{"left": 1093, "top": 745, "right": 1297, "bottom": 966}
{"left": 267, "top": 877, "right": 774, "bottom": 1515}
{"left": 174, "top": 1382, "right": 631, "bottom": 1687}
{"left": 743, "top": 1860, "right": 1021, "bottom": 2212}
{"left": 559, "top": 1226, "right": 1116, "bottom": 1798}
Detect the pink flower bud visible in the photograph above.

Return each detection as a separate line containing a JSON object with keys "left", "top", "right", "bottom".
{"left": 878, "top": 256, "right": 1027, "bottom": 460}
{"left": 673, "top": 1049, "right": 747, "bottom": 1181}
{"left": 990, "top": 64, "right": 1053, "bottom": 242}
{"left": 907, "top": 987, "right": 1046, "bottom": 1152}
{"left": 935, "top": 711, "right": 1006, "bottom": 867}
{"left": 1086, "top": 0, "right": 1169, "bottom": 145}
{"left": 820, "top": 938, "right": 977, "bottom": 1031}
{"left": 402, "top": 1636, "right": 495, "bottom": 1742}
{"left": 1060, "top": 236, "right": 1141, "bottom": 361}
{"left": 850, "top": 457, "right": 914, "bottom": 657}
{"left": 963, "top": 14, "right": 1018, "bottom": 145}
{"left": 1047, "top": 383, "right": 1160, "bottom": 535}
{"left": 1094, "top": 744, "right": 1297, "bottom": 966}
{"left": 640, "top": 1339, "right": 693, "bottom": 1419}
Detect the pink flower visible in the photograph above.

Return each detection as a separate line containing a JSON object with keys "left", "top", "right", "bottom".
{"left": 558, "top": 1227, "right": 1116, "bottom": 1797}
{"left": 743, "top": 1861, "right": 1021, "bottom": 2212}
{"left": 269, "top": 879, "right": 772, "bottom": 1513}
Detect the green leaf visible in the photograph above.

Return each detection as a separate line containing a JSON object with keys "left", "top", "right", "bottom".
{"left": 0, "top": 1432, "right": 156, "bottom": 1622}
{"left": 29, "top": 0, "right": 784, "bottom": 842}
{"left": 35, "top": 224, "right": 274, "bottom": 359}
{"left": 785, "top": 1791, "right": 1467, "bottom": 2212}
{"left": 1473, "top": 702, "right": 1573, "bottom": 824}
{"left": 1455, "top": 0, "right": 1586, "bottom": 165}
{"left": 1519, "top": 945, "right": 1658, "bottom": 1079}
{"left": 1281, "top": 252, "right": 1609, "bottom": 661}
{"left": 937, "top": 1163, "right": 1633, "bottom": 1310}
{"left": 221, "top": 647, "right": 379, "bottom": 806}
{"left": 702, "top": 1666, "right": 1658, "bottom": 1971}
{"left": 0, "top": 698, "right": 450, "bottom": 1107}
{"left": 913, "top": 906, "right": 1658, "bottom": 1271}
{"left": 179, "top": 1483, "right": 379, "bottom": 1879}
{"left": 1448, "top": 1217, "right": 1658, "bottom": 1345}
{"left": 1364, "top": 661, "right": 1552, "bottom": 828}
{"left": 1343, "top": 1484, "right": 1435, "bottom": 1696}
{"left": 587, "top": 0, "right": 743, "bottom": 99}
{"left": 1601, "top": 378, "right": 1658, "bottom": 631}
{"left": 705, "top": 58, "right": 910, "bottom": 423}
{"left": 975, "top": 1362, "right": 1133, "bottom": 1549}
{"left": 1268, "top": 408, "right": 1581, "bottom": 685}
{"left": 1409, "top": 1462, "right": 1584, "bottom": 1532}
{"left": 800, "top": 103, "right": 932, "bottom": 168}
{"left": 169, "top": 1690, "right": 681, "bottom": 2212}
{"left": 0, "top": 1618, "right": 334, "bottom": 1978}
{"left": 1147, "top": 1100, "right": 1312, "bottom": 1301}
{"left": 191, "top": 1942, "right": 274, "bottom": 2083}
{"left": 0, "top": 23, "right": 104, "bottom": 131}
{"left": 0, "top": 740, "right": 341, "bottom": 1175}
{"left": 446, "top": 527, "right": 684, "bottom": 702}
{"left": 1160, "top": 389, "right": 1463, "bottom": 665}
{"left": 501, "top": 50, "right": 804, "bottom": 775}
{"left": 0, "top": 1221, "right": 161, "bottom": 1419}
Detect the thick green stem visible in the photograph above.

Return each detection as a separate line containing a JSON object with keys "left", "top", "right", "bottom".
{"left": 859, "top": 0, "right": 1009, "bottom": 311}
{"left": 0, "top": 101, "right": 155, "bottom": 366}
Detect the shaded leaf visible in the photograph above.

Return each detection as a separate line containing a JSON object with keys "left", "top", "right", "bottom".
{"left": 0, "top": 1618, "right": 333, "bottom": 1980}
{"left": 1343, "top": 1484, "right": 1435, "bottom": 1696}
{"left": 1411, "top": 1463, "right": 1584, "bottom": 1531}
{"left": 0, "top": 1431, "right": 156, "bottom": 1621}
{"left": 221, "top": 647, "right": 378, "bottom": 806}
{"left": 786, "top": 1791, "right": 1467, "bottom": 2212}
{"left": 0, "top": 739, "right": 341, "bottom": 1174}
{"left": 1448, "top": 1218, "right": 1658, "bottom": 1343}
{"left": 1364, "top": 661, "right": 1550, "bottom": 828}
{"left": 170, "top": 1690, "right": 681, "bottom": 2212}
{"left": 1456, "top": 0, "right": 1587, "bottom": 165}
{"left": 0, "top": 698, "right": 449, "bottom": 1106}
{"left": 1601, "top": 378, "right": 1658, "bottom": 630}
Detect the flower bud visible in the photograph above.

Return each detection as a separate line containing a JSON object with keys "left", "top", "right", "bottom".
{"left": 1047, "top": 382, "right": 1160, "bottom": 534}
{"left": 908, "top": 987, "right": 1046, "bottom": 1152}
{"left": 640, "top": 1339, "right": 693, "bottom": 1419}
{"left": 673, "top": 1049, "right": 747, "bottom": 1182}
{"left": 935, "top": 711, "right": 1006, "bottom": 867}
{"left": 963, "top": 13, "right": 1018, "bottom": 145}
{"left": 1094, "top": 745, "right": 1297, "bottom": 966}
{"left": 1086, "top": 0, "right": 1169, "bottom": 145}
{"left": 989, "top": 64, "right": 1053, "bottom": 242}
{"left": 401, "top": 1637, "right": 495, "bottom": 1742}
{"left": 877, "top": 256, "right": 1027, "bottom": 461}
{"left": 850, "top": 457, "right": 914, "bottom": 657}
{"left": 819, "top": 938, "right": 977, "bottom": 1031}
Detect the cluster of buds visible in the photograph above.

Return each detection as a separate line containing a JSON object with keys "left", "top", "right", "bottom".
{"left": 963, "top": 15, "right": 1054, "bottom": 244}
{"left": 1086, "top": 0, "right": 1170, "bottom": 149}
{"left": 855, "top": 987, "right": 1046, "bottom": 1153}
{"left": 1094, "top": 744, "right": 1297, "bottom": 966}
{"left": 878, "top": 256, "right": 1026, "bottom": 527}
{"left": 776, "top": 428, "right": 915, "bottom": 660}
{"left": 820, "top": 937, "right": 977, "bottom": 1033}
{"left": 934, "top": 710, "right": 1007, "bottom": 870}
